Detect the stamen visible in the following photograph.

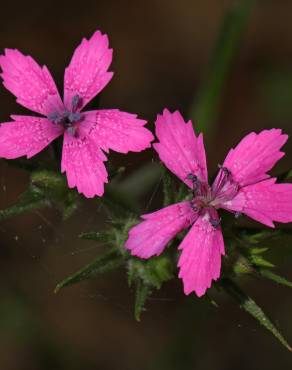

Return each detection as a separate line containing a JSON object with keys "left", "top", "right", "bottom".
{"left": 186, "top": 173, "right": 197, "bottom": 182}
{"left": 71, "top": 94, "right": 82, "bottom": 111}
{"left": 47, "top": 112, "right": 60, "bottom": 123}
{"left": 187, "top": 173, "right": 201, "bottom": 192}
{"left": 68, "top": 112, "right": 82, "bottom": 123}
{"left": 218, "top": 164, "right": 231, "bottom": 177}
{"left": 48, "top": 109, "right": 82, "bottom": 128}
{"left": 213, "top": 165, "right": 232, "bottom": 197}
{"left": 187, "top": 173, "right": 199, "bottom": 188}
{"left": 210, "top": 164, "right": 240, "bottom": 208}
{"left": 186, "top": 173, "right": 199, "bottom": 198}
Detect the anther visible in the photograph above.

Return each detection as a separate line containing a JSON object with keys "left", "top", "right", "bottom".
{"left": 71, "top": 95, "right": 82, "bottom": 111}
{"left": 47, "top": 112, "right": 60, "bottom": 123}
{"left": 187, "top": 173, "right": 201, "bottom": 196}
{"left": 210, "top": 218, "right": 221, "bottom": 229}
{"left": 68, "top": 112, "right": 81, "bottom": 123}
{"left": 186, "top": 173, "right": 198, "bottom": 182}
{"left": 218, "top": 164, "right": 231, "bottom": 177}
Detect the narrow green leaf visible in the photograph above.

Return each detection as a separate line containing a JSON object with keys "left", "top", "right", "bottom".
{"left": 250, "top": 255, "right": 274, "bottom": 268}
{"left": 250, "top": 247, "right": 269, "bottom": 255}
{"left": 205, "top": 293, "right": 219, "bottom": 308}
{"left": 0, "top": 188, "right": 49, "bottom": 221}
{"left": 55, "top": 249, "right": 124, "bottom": 292}
{"left": 259, "top": 269, "right": 292, "bottom": 289}
{"left": 79, "top": 231, "right": 111, "bottom": 243}
{"left": 222, "top": 278, "right": 291, "bottom": 351}
{"left": 236, "top": 228, "right": 292, "bottom": 246}
{"left": 190, "top": 0, "right": 253, "bottom": 134}
{"left": 80, "top": 218, "right": 137, "bottom": 259}
{"left": 128, "top": 256, "right": 173, "bottom": 321}
{"left": 134, "top": 279, "right": 151, "bottom": 321}
{"left": 0, "top": 199, "right": 48, "bottom": 221}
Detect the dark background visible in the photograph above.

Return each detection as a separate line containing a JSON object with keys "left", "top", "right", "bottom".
{"left": 1, "top": 0, "right": 292, "bottom": 369}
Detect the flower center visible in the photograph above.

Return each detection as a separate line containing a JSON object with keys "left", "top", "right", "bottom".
{"left": 187, "top": 166, "right": 239, "bottom": 228}
{"left": 211, "top": 165, "right": 240, "bottom": 205}
{"left": 47, "top": 95, "right": 83, "bottom": 136}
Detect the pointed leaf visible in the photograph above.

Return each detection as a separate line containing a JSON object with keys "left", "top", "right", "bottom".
{"left": 250, "top": 255, "right": 274, "bottom": 268}
{"left": 134, "top": 279, "right": 151, "bottom": 321}
{"left": 221, "top": 278, "right": 291, "bottom": 351}
{"left": 205, "top": 293, "right": 219, "bottom": 308}
{"left": 128, "top": 255, "right": 173, "bottom": 321}
{"left": 259, "top": 269, "right": 292, "bottom": 289}
{"left": 250, "top": 247, "right": 269, "bottom": 255}
{"left": 55, "top": 249, "right": 124, "bottom": 292}
{"left": 79, "top": 231, "right": 112, "bottom": 244}
{"left": 241, "top": 230, "right": 276, "bottom": 245}
{"left": 0, "top": 187, "right": 49, "bottom": 221}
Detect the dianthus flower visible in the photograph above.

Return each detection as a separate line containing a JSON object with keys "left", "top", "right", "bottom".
{"left": 125, "top": 109, "right": 292, "bottom": 296}
{"left": 0, "top": 31, "right": 153, "bottom": 197}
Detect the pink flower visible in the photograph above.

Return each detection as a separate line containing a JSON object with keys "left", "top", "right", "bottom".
{"left": 125, "top": 109, "right": 292, "bottom": 297}
{"left": 0, "top": 31, "right": 153, "bottom": 197}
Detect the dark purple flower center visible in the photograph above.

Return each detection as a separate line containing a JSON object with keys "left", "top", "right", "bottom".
{"left": 188, "top": 166, "right": 240, "bottom": 228}
{"left": 47, "top": 95, "right": 83, "bottom": 136}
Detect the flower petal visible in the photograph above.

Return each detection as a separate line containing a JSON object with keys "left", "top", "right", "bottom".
{"left": 0, "top": 49, "right": 63, "bottom": 115}
{"left": 80, "top": 110, "right": 153, "bottom": 153}
{"left": 153, "top": 109, "right": 208, "bottom": 188}
{"left": 220, "top": 129, "right": 288, "bottom": 187}
{"left": 61, "top": 131, "right": 108, "bottom": 198}
{"left": 125, "top": 201, "right": 196, "bottom": 259}
{"left": 222, "top": 178, "right": 292, "bottom": 228}
{"left": 178, "top": 210, "right": 225, "bottom": 297}
{"left": 64, "top": 31, "right": 113, "bottom": 110}
{"left": 0, "top": 115, "right": 62, "bottom": 159}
